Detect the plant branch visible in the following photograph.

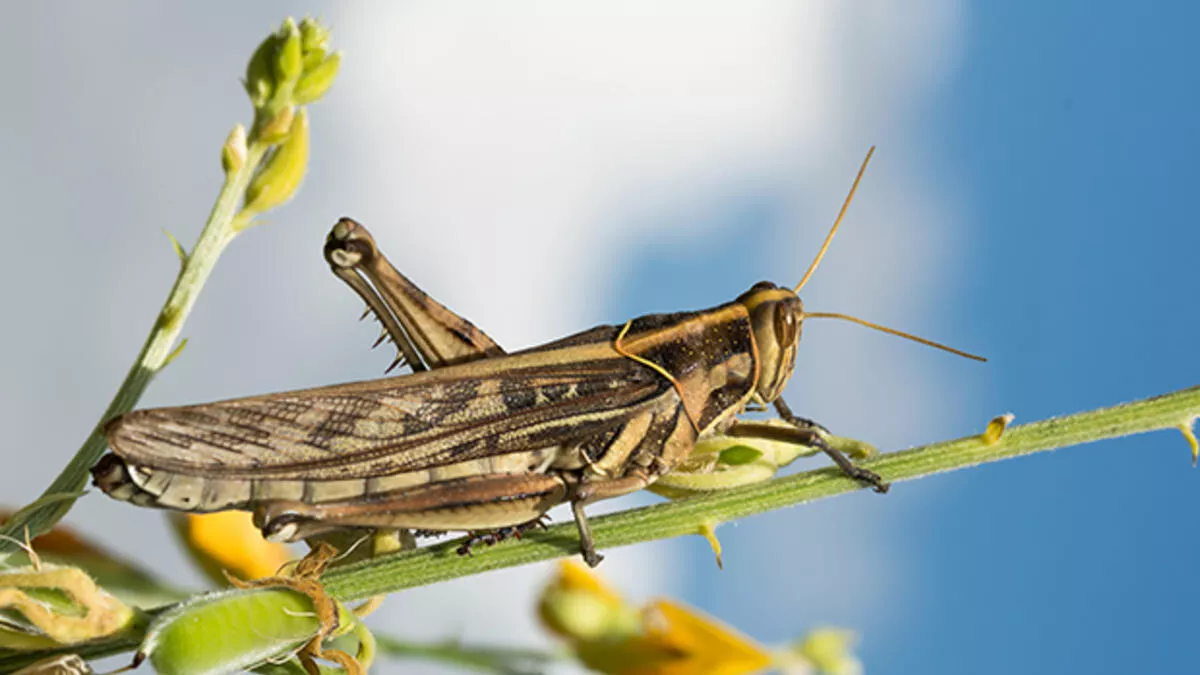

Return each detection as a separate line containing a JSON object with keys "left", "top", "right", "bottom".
{"left": 319, "top": 384, "right": 1200, "bottom": 600}
{"left": 0, "top": 142, "right": 269, "bottom": 563}
{"left": 0, "top": 385, "right": 1195, "bottom": 670}
{"left": 372, "top": 634, "right": 561, "bottom": 675}
{"left": 0, "top": 16, "right": 341, "bottom": 563}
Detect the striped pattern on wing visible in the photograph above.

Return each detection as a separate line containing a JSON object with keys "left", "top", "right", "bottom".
{"left": 106, "top": 356, "right": 671, "bottom": 481}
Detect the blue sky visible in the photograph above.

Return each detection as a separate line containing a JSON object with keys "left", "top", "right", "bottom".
{"left": 657, "top": 4, "right": 1200, "bottom": 674}
{"left": 933, "top": 4, "right": 1198, "bottom": 672}
{"left": 6, "top": 3, "right": 1197, "bottom": 674}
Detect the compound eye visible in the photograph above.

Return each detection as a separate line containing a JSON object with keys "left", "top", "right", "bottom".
{"left": 774, "top": 303, "right": 798, "bottom": 346}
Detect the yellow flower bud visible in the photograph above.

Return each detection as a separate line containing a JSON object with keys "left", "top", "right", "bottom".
{"left": 294, "top": 52, "right": 341, "bottom": 105}
{"left": 243, "top": 33, "right": 281, "bottom": 109}
{"left": 220, "top": 124, "right": 248, "bottom": 174}
{"left": 538, "top": 561, "right": 639, "bottom": 642}
{"left": 243, "top": 17, "right": 336, "bottom": 112}
{"left": 299, "top": 17, "right": 332, "bottom": 55}
{"left": 538, "top": 562, "right": 773, "bottom": 675}
{"left": 242, "top": 107, "right": 309, "bottom": 221}
{"left": 303, "top": 45, "right": 327, "bottom": 71}
{"left": 274, "top": 18, "right": 303, "bottom": 89}
{"left": 982, "top": 412, "right": 1015, "bottom": 445}
{"left": 796, "top": 628, "right": 862, "bottom": 675}
{"left": 254, "top": 104, "right": 295, "bottom": 144}
{"left": 1180, "top": 418, "right": 1199, "bottom": 465}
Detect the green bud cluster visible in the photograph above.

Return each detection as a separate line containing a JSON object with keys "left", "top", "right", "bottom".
{"left": 233, "top": 17, "right": 339, "bottom": 220}
{"left": 243, "top": 17, "right": 340, "bottom": 143}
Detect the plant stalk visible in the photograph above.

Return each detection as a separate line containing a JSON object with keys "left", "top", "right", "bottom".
{"left": 320, "top": 384, "right": 1200, "bottom": 600}
{"left": 0, "top": 143, "right": 270, "bottom": 563}
{"left": 0, "top": 385, "right": 1195, "bottom": 671}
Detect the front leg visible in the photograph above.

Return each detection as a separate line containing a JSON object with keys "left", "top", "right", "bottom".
{"left": 762, "top": 406, "right": 831, "bottom": 437}
{"left": 729, "top": 398, "right": 890, "bottom": 493}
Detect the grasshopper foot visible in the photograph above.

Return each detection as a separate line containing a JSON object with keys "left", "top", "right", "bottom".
{"left": 582, "top": 548, "right": 605, "bottom": 568}
{"left": 772, "top": 396, "right": 889, "bottom": 494}
{"left": 456, "top": 531, "right": 500, "bottom": 557}
{"left": 845, "top": 465, "right": 890, "bottom": 493}
{"left": 455, "top": 517, "right": 551, "bottom": 557}
{"left": 816, "top": 437, "right": 889, "bottom": 493}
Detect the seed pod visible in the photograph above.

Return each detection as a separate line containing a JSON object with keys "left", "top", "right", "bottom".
{"left": 139, "top": 586, "right": 328, "bottom": 675}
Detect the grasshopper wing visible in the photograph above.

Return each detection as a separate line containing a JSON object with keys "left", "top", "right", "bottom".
{"left": 94, "top": 346, "right": 673, "bottom": 514}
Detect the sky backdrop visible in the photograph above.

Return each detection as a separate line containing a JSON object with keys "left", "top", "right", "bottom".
{"left": 5, "top": 2, "right": 1198, "bottom": 674}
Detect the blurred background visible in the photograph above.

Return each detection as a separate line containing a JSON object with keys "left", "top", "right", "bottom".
{"left": 5, "top": 2, "right": 1198, "bottom": 673}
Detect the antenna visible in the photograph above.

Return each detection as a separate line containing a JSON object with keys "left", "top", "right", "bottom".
{"left": 802, "top": 311, "right": 986, "bottom": 362}
{"left": 794, "top": 146, "right": 875, "bottom": 293}
{"left": 792, "top": 148, "right": 984, "bottom": 363}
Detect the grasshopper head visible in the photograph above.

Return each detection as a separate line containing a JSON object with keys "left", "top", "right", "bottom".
{"left": 737, "top": 281, "right": 803, "bottom": 403}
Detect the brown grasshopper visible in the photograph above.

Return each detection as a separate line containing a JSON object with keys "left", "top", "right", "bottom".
{"left": 92, "top": 149, "right": 983, "bottom": 566}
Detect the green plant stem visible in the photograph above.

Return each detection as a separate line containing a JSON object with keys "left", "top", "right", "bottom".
{"left": 320, "top": 384, "right": 1200, "bottom": 600}
{"left": 372, "top": 634, "right": 561, "bottom": 674}
{"left": 0, "top": 143, "right": 270, "bottom": 563}
{"left": 0, "top": 386, "right": 1195, "bottom": 671}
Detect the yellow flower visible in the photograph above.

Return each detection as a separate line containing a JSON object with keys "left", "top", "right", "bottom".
{"left": 170, "top": 511, "right": 294, "bottom": 585}
{"left": 794, "top": 628, "right": 863, "bottom": 675}
{"left": 538, "top": 559, "right": 640, "bottom": 643}
{"left": 539, "top": 561, "right": 772, "bottom": 675}
{"left": 631, "top": 600, "right": 774, "bottom": 675}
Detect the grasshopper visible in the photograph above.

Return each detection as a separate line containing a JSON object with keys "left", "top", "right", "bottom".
{"left": 92, "top": 149, "right": 983, "bottom": 566}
